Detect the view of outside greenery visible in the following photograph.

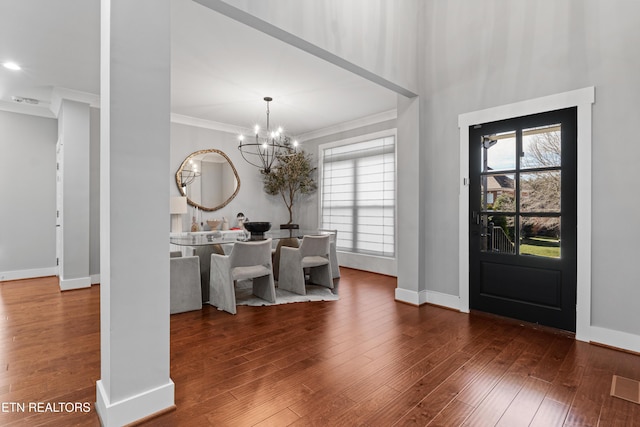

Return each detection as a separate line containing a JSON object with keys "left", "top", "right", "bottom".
{"left": 520, "top": 236, "right": 560, "bottom": 257}
{"left": 520, "top": 127, "right": 561, "bottom": 258}
{"left": 484, "top": 125, "right": 561, "bottom": 258}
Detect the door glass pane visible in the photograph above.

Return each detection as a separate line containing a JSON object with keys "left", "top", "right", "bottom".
{"left": 481, "top": 214, "right": 515, "bottom": 254}
{"left": 520, "top": 171, "right": 561, "bottom": 213}
{"left": 520, "top": 216, "right": 561, "bottom": 258}
{"left": 482, "top": 173, "right": 515, "bottom": 211}
{"left": 522, "top": 124, "right": 561, "bottom": 169}
{"left": 481, "top": 131, "right": 516, "bottom": 172}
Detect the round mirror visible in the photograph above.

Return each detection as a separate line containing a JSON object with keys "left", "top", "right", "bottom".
{"left": 175, "top": 149, "right": 241, "bottom": 211}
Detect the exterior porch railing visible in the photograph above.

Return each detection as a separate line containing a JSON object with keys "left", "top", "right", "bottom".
{"left": 488, "top": 223, "right": 515, "bottom": 254}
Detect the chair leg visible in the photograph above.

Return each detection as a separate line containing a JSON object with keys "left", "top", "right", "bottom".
{"left": 278, "top": 262, "right": 306, "bottom": 295}
{"left": 309, "top": 264, "right": 333, "bottom": 289}
{"left": 330, "top": 241, "right": 340, "bottom": 279}
{"left": 252, "top": 274, "right": 276, "bottom": 303}
{"left": 209, "top": 263, "right": 237, "bottom": 314}
{"left": 278, "top": 249, "right": 306, "bottom": 295}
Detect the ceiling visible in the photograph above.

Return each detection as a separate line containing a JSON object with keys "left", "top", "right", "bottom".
{"left": 0, "top": 0, "right": 397, "bottom": 138}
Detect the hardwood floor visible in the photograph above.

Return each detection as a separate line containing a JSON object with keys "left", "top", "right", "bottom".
{"left": 1, "top": 269, "right": 639, "bottom": 426}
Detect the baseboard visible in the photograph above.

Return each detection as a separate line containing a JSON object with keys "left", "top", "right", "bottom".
{"left": 0, "top": 267, "right": 58, "bottom": 282}
{"left": 91, "top": 274, "right": 101, "bottom": 285}
{"left": 339, "top": 252, "right": 397, "bottom": 277}
{"left": 589, "top": 325, "right": 640, "bottom": 354}
{"left": 96, "top": 379, "right": 175, "bottom": 427}
{"left": 59, "top": 276, "right": 92, "bottom": 291}
{"left": 394, "top": 287, "right": 424, "bottom": 306}
{"left": 425, "top": 290, "right": 461, "bottom": 311}
{"left": 395, "top": 287, "right": 461, "bottom": 310}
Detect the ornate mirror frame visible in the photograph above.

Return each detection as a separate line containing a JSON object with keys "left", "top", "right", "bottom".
{"left": 175, "top": 149, "right": 241, "bottom": 211}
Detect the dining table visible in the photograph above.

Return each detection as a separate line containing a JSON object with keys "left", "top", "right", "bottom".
{"left": 169, "top": 228, "right": 336, "bottom": 248}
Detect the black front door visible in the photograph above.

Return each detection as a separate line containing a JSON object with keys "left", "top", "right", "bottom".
{"left": 469, "top": 108, "right": 577, "bottom": 332}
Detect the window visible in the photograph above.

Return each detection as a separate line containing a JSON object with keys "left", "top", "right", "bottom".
{"left": 320, "top": 133, "right": 395, "bottom": 257}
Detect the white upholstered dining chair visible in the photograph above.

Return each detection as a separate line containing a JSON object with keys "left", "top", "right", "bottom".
{"left": 318, "top": 229, "right": 340, "bottom": 279}
{"left": 209, "top": 238, "right": 276, "bottom": 314}
{"left": 169, "top": 255, "right": 203, "bottom": 314}
{"left": 278, "top": 234, "right": 333, "bottom": 295}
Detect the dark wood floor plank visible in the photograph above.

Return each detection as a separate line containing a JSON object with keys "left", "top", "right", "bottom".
{"left": 563, "top": 345, "right": 617, "bottom": 427}
{"left": 253, "top": 407, "right": 301, "bottom": 427}
{"left": 427, "top": 399, "right": 476, "bottom": 427}
{"left": 544, "top": 340, "right": 591, "bottom": 406}
{"left": 462, "top": 371, "right": 527, "bottom": 426}
{"left": 495, "top": 376, "right": 550, "bottom": 426}
{"left": 529, "top": 397, "right": 570, "bottom": 427}
{"left": 454, "top": 330, "right": 526, "bottom": 409}
{"left": 530, "top": 334, "right": 575, "bottom": 383}
{"left": 393, "top": 338, "right": 505, "bottom": 425}
{"left": 1, "top": 271, "right": 640, "bottom": 426}
{"left": 322, "top": 385, "right": 401, "bottom": 426}
{"left": 364, "top": 351, "right": 473, "bottom": 426}
{"left": 593, "top": 346, "right": 640, "bottom": 427}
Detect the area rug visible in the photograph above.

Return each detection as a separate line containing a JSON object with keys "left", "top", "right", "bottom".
{"left": 235, "top": 280, "right": 338, "bottom": 307}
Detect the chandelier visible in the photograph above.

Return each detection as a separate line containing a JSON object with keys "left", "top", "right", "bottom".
{"left": 238, "top": 97, "right": 298, "bottom": 173}
{"left": 179, "top": 159, "right": 201, "bottom": 188}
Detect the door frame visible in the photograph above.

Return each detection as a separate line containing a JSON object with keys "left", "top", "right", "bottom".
{"left": 458, "top": 87, "right": 594, "bottom": 342}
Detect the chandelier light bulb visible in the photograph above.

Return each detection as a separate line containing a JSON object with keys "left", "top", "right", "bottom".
{"left": 238, "top": 134, "right": 244, "bottom": 142}
{"left": 254, "top": 125, "right": 260, "bottom": 134}
{"left": 293, "top": 140, "right": 299, "bottom": 147}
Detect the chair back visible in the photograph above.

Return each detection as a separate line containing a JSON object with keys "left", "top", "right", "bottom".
{"left": 300, "top": 235, "right": 330, "bottom": 258}
{"left": 229, "top": 239, "right": 273, "bottom": 268}
{"left": 272, "top": 237, "right": 300, "bottom": 281}
{"left": 318, "top": 229, "right": 338, "bottom": 243}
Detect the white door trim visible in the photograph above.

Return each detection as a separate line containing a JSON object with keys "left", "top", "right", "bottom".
{"left": 458, "top": 87, "right": 594, "bottom": 342}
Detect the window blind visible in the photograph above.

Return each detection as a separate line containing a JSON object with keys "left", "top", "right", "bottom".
{"left": 321, "top": 136, "right": 395, "bottom": 257}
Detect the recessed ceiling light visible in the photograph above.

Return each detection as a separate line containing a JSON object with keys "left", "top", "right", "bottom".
{"left": 3, "top": 62, "right": 21, "bottom": 71}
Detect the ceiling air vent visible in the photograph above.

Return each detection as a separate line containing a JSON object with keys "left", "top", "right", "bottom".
{"left": 11, "top": 96, "right": 39, "bottom": 105}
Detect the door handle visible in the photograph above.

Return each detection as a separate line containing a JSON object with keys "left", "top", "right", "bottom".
{"left": 472, "top": 211, "right": 480, "bottom": 225}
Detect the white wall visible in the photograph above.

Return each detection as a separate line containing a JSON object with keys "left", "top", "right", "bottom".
{"left": 90, "top": 107, "right": 100, "bottom": 280}
{"left": 220, "top": 0, "right": 419, "bottom": 95}
{"left": 170, "top": 122, "right": 292, "bottom": 229}
{"left": 58, "top": 99, "right": 91, "bottom": 290}
{"left": 0, "top": 110, "right": 57, "bottom": 280}
{"left": 420, "top": 0, "right": 640, "bottom": 338}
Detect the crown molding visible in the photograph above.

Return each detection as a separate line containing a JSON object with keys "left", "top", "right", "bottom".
{"left": 297, "top": 109, "right": 397, "bottom": 142}
{"left": 49, "top": 87, "right": 100, "bottom": 117}
{"left": 170, "top": 113, "right": 246, "bottom": 135}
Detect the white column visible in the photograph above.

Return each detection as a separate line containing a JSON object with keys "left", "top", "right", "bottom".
{"left": 58, "top": 99, "right": 91, "bottom": 290}
{"left": 395, "top": 95, "right": 426, "bottom": 304}
{"left": 96, "top": 0, "right": 174, "bottom": 425}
